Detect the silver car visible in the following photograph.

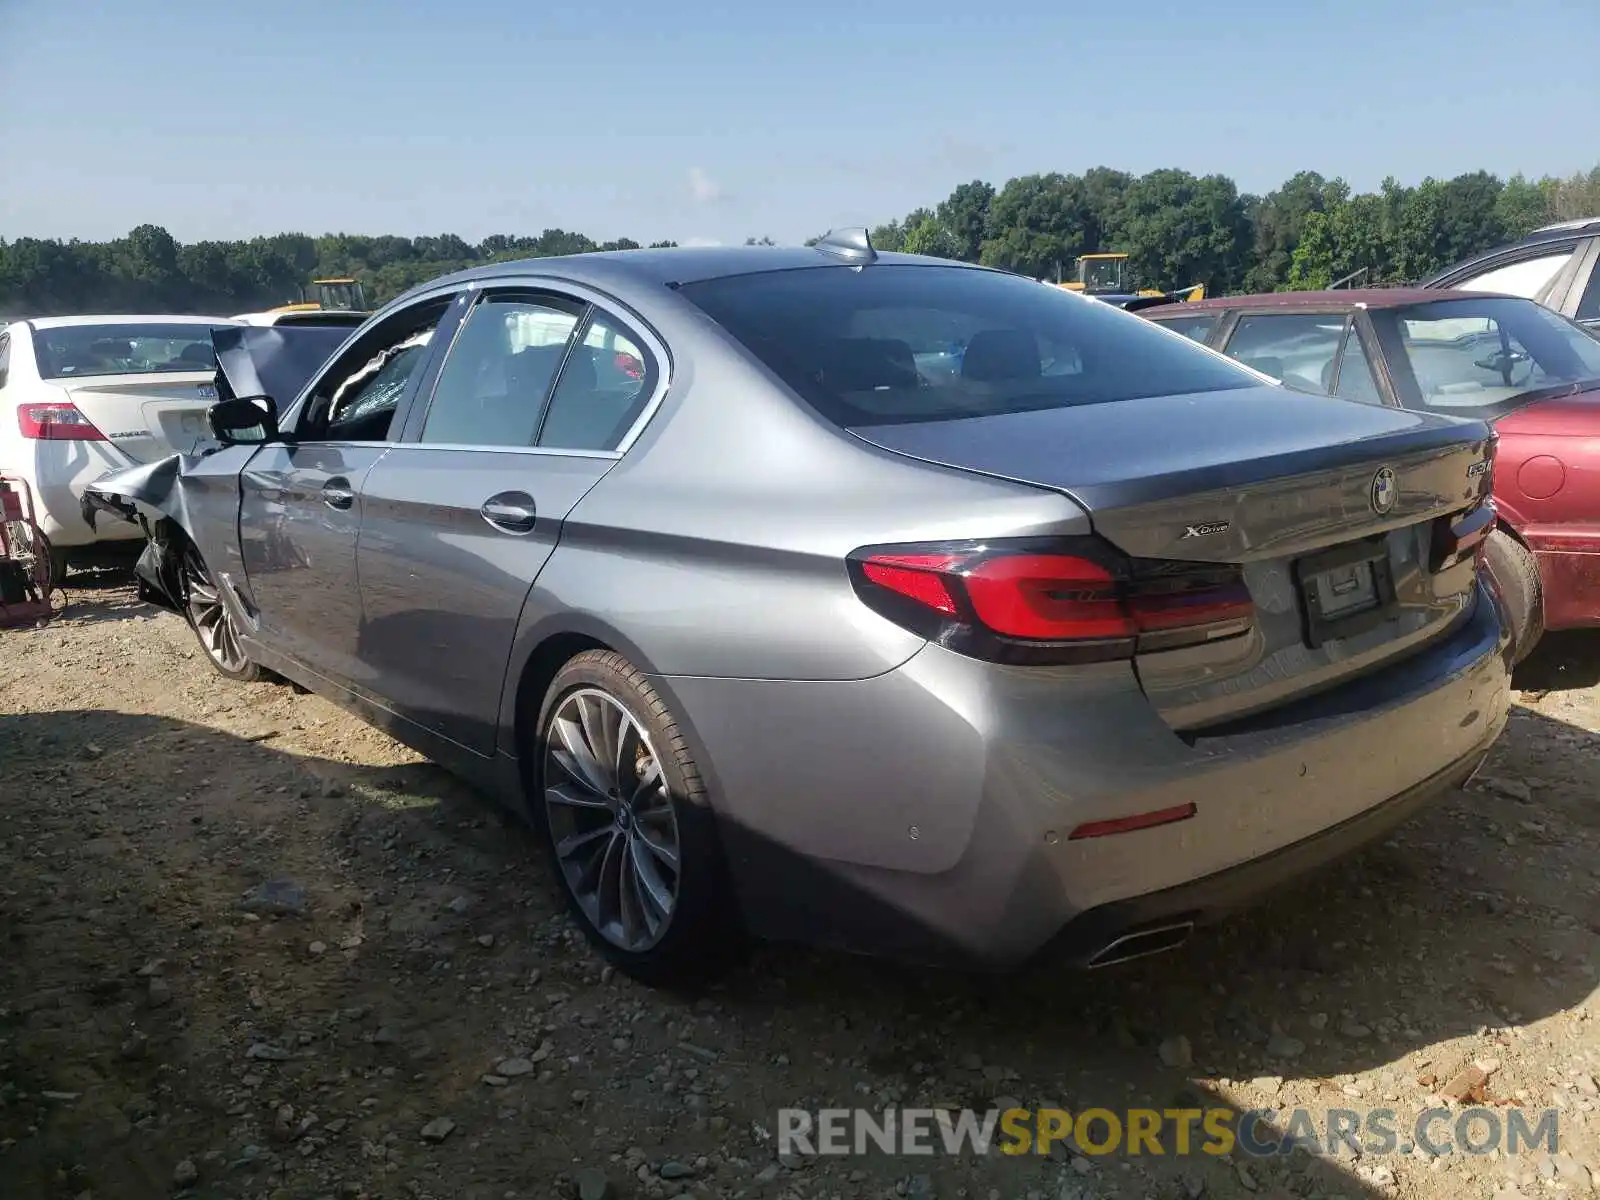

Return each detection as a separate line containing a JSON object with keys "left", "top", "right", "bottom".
{"left": 86, "top": 234, "right": 1513, "bottom": 985}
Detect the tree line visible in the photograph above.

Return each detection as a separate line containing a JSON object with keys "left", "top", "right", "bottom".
{"left": 2, "top": 165, "right": 1597, "bottom": 317}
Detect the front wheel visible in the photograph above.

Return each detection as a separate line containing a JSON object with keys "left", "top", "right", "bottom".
{"left": 181, "top": 542, "right": 263, "bottom": 682}
{"left": 534, "top": 650, "right": 742, "bottom": 987}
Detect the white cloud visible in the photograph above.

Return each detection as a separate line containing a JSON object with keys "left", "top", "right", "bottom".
{"left": 687, "top": 167, "right": 724, "bottom": 204}
{"left": 682, "top": 237, "right": 722, "bottom": 247}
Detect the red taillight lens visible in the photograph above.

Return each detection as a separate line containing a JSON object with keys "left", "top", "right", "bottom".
{"left": 18, "top": 402, "right": 106, "bottom": 441}
{"left": 848, "top": 539, "right": 1255, "bottom": 664}
{"left": 963, "top": 553, "right": 1133, "bottom": 640}
{"left": 859, "top": 553, "right": 963, "bottom": 616}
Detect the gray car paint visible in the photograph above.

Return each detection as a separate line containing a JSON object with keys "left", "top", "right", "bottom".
{"left": 84, "top": 247, "right": 1513, "bottom": 968}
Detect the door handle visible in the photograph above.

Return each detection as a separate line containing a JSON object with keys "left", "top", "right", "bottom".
{"left": 480, "top": 491, "right": 537, "bottom": 533}
{"left": 322, "top": 477, "right": 355, "bottom": 511}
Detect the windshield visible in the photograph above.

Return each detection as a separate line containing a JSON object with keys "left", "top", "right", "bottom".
{"left": 677, "top": 265, "right": 1259, "bottom": 427}
{"left": 1375, "top": 297, "right": 1600, "bottom": 418}
{"left": 1080, "top": 257, "right": 1126, "bottom": 293}
{"left": 31, "top": 322, "right": 227, "bottom": 379}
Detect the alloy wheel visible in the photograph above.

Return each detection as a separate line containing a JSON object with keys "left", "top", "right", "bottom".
{"left": 543, "top": 687, "right": 681, "bottom": 952}
{"left": 182, "top": 547, "right": 250, "bottom": 674}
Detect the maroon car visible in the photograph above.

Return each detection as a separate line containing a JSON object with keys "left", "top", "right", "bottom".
{"left": 1140, "top": 289, "right": 1600, "bottom": 661}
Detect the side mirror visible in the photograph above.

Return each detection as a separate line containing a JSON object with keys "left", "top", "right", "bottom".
{"left": 207, "top": 395, "right": 279, "bottom": 446}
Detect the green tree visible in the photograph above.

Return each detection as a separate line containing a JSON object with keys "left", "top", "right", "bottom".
{"left": 980, "top": 173, "right": 1088, "bottom": 278}
{"left": 1117, "top": 169, "right": 1251, "bottom": 293}
{"left": 902, "top": 215, "right": 959, "bottom": 258}
{"left": 1495, "top": 174, "right": 1554, "bottom": 239}
{"left": 935, "top": 180, "right": 995, "bottom": 261}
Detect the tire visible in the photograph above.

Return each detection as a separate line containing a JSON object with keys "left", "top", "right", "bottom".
{"left": 534, "top": 650, "right": 743, "bottom": 987}
{"left": 179, "top": 540, "right": 264, "bottom": 682}
{"left": 1483, "top": 529, "right": 1543, "bottom": 666}
{"left": 43, "top": 537, "right": 69, "bottom": 587}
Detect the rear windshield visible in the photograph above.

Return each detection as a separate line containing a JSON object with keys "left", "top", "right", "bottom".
{"left": 1373, "top": 297, "right": 1600, "bottom": 419}
{"left": 677, "top": 265, "right": 1259, "bottom": 426}
{"left": 31, "top": 323, "right": 226, "bottom": 379}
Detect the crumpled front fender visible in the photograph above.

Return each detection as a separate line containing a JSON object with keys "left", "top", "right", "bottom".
{"left": 81, "top": 454, "right": 200, "bottom": 614}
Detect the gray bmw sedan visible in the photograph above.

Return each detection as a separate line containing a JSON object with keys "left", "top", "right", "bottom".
{"left": 85, "top": 233, "right": 1511, "bottom": 985}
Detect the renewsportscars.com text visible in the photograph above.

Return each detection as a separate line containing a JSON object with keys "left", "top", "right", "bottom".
{"left": 777, "top": 1106, "right": 1560, "bottom": 1159}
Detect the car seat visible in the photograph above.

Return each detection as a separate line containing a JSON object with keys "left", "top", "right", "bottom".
{"left": 962, "top": 329, "right": 1040, "bottom": 381}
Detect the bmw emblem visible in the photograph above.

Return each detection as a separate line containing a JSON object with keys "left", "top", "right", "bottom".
{"left": 1370, "top": 467, "right": 1398, "bottom": 514}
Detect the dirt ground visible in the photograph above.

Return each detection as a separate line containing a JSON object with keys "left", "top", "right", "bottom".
{"left": 3, "top": 573, "right": 1600, "bottom": 1200}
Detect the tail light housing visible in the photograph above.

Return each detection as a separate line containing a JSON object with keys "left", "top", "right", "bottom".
{"left": 18, "top": 401, "right": 106, "bottom": 441}
{"left": 847, "top": 537, "right": 1255, "bottom": 664}
{"left": 1429, "top": 499, "right": 1496, "bottom": 573}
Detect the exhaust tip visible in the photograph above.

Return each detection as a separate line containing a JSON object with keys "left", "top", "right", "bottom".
{"left": 1086, "top": 921, "right": 1195, "bottom": 968}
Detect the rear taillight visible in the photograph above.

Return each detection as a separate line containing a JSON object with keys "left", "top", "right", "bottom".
{"left": 847, "top": 538, "right": 1255, "bottom": 664}
{"left": 17, "top": 402, "right": 106, "bottom": 441}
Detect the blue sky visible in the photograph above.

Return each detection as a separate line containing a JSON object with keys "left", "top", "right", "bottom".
{"left": 1, "top": 0, "right": 1593, "bottom": 247}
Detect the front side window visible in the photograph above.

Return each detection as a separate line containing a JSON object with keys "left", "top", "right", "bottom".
{"left": 421, "top": 295, "right": 581, "bottom": 447}
{"left": 1222, "top": 313, "right": 1350, "bottom": 394}
{"left": 1379, "top": 297, "right": 1600, "bottom": 418}
{"left": 1451, "top": 249, "right": 1575, "bottom": 300}
{"left": 31, "top": 322, "right": 223, "bottom": 379}
{"left": 299, "top": 298, "right": 451, "bottom": 442}
{"left": 677, "top": 265, "right": 1258, "bottom": 428}
{"left": 0, "top": 333, "right": 10, "bottom": 389}
{"left": 536, "top": 309, "right": 658, "bottom": 451}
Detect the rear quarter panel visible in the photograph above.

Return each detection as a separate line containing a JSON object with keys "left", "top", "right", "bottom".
{"left": 1491, "top": 397, "right": 1600, "bottom": 626}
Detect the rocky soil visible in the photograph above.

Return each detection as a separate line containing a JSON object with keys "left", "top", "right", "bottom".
{"left": 3, "top": 573, "right": 1600, "bottom": 1200}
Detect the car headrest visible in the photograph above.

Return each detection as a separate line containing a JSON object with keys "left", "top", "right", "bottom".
{"left": 179, "top": 342, "right": 216, "bottom": 365}
{"left": 962, "top": 329, "right": 1040, "bottom": 381}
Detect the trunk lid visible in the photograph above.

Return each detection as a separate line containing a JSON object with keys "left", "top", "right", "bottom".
{"left": 851, "top": 385, "right": 1497, "bottom": 729}
{"left": 62, "top": 372, "right": 223, "bottom": 462}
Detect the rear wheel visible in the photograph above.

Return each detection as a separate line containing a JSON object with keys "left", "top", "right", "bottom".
{"left": 1484, "top": 529, "right": 1543, "bottom": 666}
{"left": 181, "top": 542, "right": 263, "bottom": 682}
{"left": 534, "top": 650, "right": 742, "bottom": 986}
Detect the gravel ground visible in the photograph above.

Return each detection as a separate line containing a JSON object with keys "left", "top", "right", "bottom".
{"left": 3, "top": 572, "right": 1600, "bottom": 1200}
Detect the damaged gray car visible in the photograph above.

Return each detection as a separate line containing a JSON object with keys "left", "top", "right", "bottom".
{"left": 85, "top": 243, "right": 1511, "bottom": 987}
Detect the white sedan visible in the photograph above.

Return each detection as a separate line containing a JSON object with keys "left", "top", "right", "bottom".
{"left": 0, "top": 314, "right": 238, "bottom": 577}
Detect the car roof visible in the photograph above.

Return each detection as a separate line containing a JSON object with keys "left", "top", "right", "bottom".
{"left": 1149, "top": 287, "right": 1521, "bottom": 314}
{"left": 419, "top": 245, "right": 990, "bottom": 294}
{"left": 24, "top": 314, "right": 237, "bottom": 329}
{"left": 1528, "top": 216, "right": 1600, "bottom": 238}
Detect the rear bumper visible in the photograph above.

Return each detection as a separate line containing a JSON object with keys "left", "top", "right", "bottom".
{"left": 665, "top": 580, "right": 1511, "bottom": 969}
{"left": 1043, "top": 737, "right": 1490, "bottom": 966}
{"left": 3, "top": 443, "right": 143, "bottom": 547}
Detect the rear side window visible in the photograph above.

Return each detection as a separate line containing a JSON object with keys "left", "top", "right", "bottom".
{"left": 1577, "top": 260, "right": 1600, "bottom": 323}
{"left": 1148, "top": 313, "right": 1217, "bottom": 344}
{"left": 1451, "top": 249, "right": 1574, "bottom": 300}
{"left": 536, "top": 310, "right": 656, "bottom": 451}
{"left": 677, "top": 265, "right": 1257, "bottom": 427}
{"left": 0, "top": 333, "right": 9, "bottom": 389}
{"left": 1223, "top": 313, "right": 1350, "bottom": 394}
{"left": 1332, "top": 330, "right": 1384, "bottom": 405}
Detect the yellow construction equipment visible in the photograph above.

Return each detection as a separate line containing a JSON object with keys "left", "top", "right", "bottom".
{"left": 270, "top": 277, "right": 370, "bottom": 315}
{"left": 1056, "top": 252, "right": 1205, "bottom": 307}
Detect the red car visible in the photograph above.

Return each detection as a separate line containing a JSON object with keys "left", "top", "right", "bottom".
{"left": 1140, "top": 288, "right": 1600, "bottom": 661}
